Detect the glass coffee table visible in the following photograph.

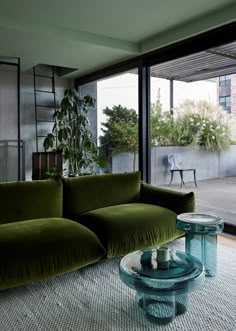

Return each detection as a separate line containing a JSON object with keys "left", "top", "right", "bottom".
{"left": 176, "top": 213, "right": 224, "bottom": 277}
{"left": 119, "top": 248, "right": 204, "bottom": 325}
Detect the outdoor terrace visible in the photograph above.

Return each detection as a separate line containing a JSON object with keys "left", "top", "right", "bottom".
{"left": 161, "top": 176, "right": 236, "bottom": 230}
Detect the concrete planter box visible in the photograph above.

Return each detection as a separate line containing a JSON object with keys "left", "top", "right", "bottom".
{"left": 112, "top": 145, "right": 236, "bottom": 186}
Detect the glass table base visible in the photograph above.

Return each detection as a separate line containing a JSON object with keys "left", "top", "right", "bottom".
{"left": 186, "top": 233, "right": 217, "bottom": 277}
{"left": 120, "top": 249, "right": 204, "bottom": 325}
{"left": 176, "top": 213, "right": 224, "bottom": 277}
{"left": 136, "top": 292, "right": 189, "bottom": 325}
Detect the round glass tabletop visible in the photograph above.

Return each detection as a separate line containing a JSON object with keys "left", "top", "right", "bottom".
{"left": 176, "top": 213, "right": 224, "bottom": 234}
{"left": 177, "top": 213, "right": 223, "bottom": 224}
{"left": 119, "top": 248, "right": 204, "bottom": 295}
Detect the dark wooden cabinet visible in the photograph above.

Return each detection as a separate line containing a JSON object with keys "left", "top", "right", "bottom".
{"left": 32, "top": 152, "right": 62, "bottom": 180}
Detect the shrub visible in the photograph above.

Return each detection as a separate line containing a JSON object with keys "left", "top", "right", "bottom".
{"left": 172, "top": 100, "right": 232, "bottom": 151}
{"left": 100, "top": 99, "right": 234, "bottom": 158}
{"left": 100, "top": 105, "right": 138, "bottom": 171}
{"left": 151, "top": 99, "right": 233, "bottom": 152}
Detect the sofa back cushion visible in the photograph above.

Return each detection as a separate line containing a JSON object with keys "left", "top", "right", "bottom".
{"left": 0, "top": 180, "right": 62, "bottom": 224}
{"left": 63, "top": 172, "right": 141, "bottom": 217}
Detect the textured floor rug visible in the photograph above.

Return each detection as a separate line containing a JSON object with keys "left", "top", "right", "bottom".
{"left": 0, "top": 239, "right": 235, "bottom": 331}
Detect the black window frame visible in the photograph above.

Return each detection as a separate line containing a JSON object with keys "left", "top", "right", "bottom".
{"left": 219, "top": 75, "right": 231, "bottom": 87}
{"left": 76, "top": 21, "right": 236, "bottom": 184}
{"left": 219, "top": 95, "right": 231, "bottom": 112}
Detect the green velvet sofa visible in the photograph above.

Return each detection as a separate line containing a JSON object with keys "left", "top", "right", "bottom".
{"left": 0, "top": 172, "right": 194, "bottom": 289}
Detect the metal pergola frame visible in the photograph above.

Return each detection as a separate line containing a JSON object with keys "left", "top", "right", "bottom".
{"left": 0, "top": 57, "right": 21, "bottom": 181}
{"left": 150, "top": 42, "right": 236, "bottom": 82}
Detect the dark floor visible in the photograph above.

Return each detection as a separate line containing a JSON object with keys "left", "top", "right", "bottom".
{"left": 161, "top": 176, "right": 236, "bottom": 227}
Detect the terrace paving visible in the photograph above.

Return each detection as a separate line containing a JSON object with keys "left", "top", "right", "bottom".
{"left": 160, "top": 177, "right": 236, "bottom": 227}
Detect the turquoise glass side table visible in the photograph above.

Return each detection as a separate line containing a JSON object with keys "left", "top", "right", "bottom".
{"left": 119, "top": 248, "right": 204, "bottom": 325}
{"left": 176, "top": 213, "right": 224, "bottom": 277}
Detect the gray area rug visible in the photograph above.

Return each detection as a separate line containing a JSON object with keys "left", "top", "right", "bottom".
{"left": 0, "top": 238, "right": 235, "bottom": 331}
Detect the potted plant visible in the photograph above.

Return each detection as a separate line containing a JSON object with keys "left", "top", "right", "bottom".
{"left": 43, "top": 88, "right": 98, "bottom": 176}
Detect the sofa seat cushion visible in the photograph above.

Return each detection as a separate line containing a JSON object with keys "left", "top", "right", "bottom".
{"left": 79, "top": 203, "right": 183, "bottom": 258}
{"left": 0, "top": 218, "right": 105, "bottom": 289}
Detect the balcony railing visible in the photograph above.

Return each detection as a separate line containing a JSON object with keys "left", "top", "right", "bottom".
{"left": 0, "top": 140, "right": 25, "bottom": 182}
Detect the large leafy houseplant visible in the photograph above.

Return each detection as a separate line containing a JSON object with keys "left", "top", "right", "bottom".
{"left": 43, "top": 88, "right": 98, "bottom": 176}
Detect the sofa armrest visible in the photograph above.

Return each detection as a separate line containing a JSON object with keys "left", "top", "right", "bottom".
{"left": 140, "top": 182, "right": 195, "bottom": 215}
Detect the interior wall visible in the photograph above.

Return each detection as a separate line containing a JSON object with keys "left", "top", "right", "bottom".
{"left": 0, "top": 70, "right": 17, "bottom": 140}
{"left": 0, "top": 68, "right": 18, "bottom": 182}
{"left": 21, "top": 73, "right": 73, "bottom": 181}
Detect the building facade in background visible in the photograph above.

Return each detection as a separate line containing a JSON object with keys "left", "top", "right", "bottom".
{"left": 218, "top": 74, "right": 236, "bottom": 114}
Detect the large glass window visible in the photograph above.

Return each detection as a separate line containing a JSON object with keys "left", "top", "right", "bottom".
{"left": 150, "top": 45, "right": 236, "bottom": 230}
{"left": 78, "top": 69, "right": 139, "bottom": 174}
{"left": 150, "top": 62, "right": 217, "bottom": 186}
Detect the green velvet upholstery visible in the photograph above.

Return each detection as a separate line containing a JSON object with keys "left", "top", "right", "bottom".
{"left": 140, "top": 183, "right": 195, "bottom": 215}
{"left": 0, "top": 180, "right": 62, "bottom": 224}
{"left": 79, "top": 203, "right": 183, "bottom": 258}
{"left": 0, "top": 173, "right": 195, "bottom": 289}
{"left": 63, "top": 172, "right": 141, "bottom": 217}
{"left": 0, "top": 218, "right": 105, "bottom": 289}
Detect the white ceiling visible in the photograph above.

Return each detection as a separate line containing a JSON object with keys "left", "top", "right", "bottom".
{"left": 0, "top": 0, "right": 235, "bottom": 78}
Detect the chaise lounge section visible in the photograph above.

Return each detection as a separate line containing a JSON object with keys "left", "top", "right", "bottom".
{"left": 0, "top": 172, "right": 195, "bottom": 289}
{"left": 64, "top": 172, "right": 195, "bottom": 257}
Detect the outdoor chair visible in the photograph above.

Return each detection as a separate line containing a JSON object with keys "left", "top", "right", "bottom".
{"left": 168, "top": 154, "right": 197, "bottom": 188}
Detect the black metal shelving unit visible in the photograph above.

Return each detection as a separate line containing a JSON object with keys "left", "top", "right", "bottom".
{"left": 33, "top": 66, "right": 57, "bottom": 152}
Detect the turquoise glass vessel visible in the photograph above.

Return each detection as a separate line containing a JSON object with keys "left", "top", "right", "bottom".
{"left": 176, "top": 213, "right": 224, "bottom": 277}
{"left": 119, "top": 249, "right": 204, "bottom": 325}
